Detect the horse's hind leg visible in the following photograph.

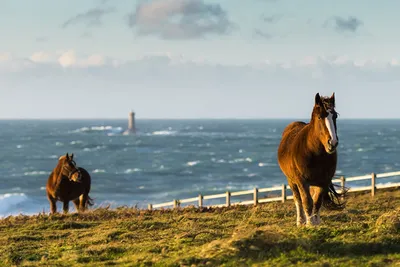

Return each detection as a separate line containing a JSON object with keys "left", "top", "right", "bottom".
{"left": 297, "top": 182, "right": 314, "bottom": 226}
{"left": 79, "top": 194, "right": 88, "bottom": 212}
{"left": 62, "top": 201, "right": 69, "bottom": 214}
{"left": 291, "top": 183, "right": 306, "bottom": 226}
{"left": 47, "top": 192, "right": 57, "bottom": 214}
{"left": 310, "top": 186, "right": 324, "bottom": 225}
{"left": 73, "top": 198, "right": 80, "bottom": 212}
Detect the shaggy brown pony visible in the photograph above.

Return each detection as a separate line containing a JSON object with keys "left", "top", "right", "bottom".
{"left": 46, "top": 153, "right": 93, "bottom": 214}
{"left": 277, "top": 93, "right": 346, "bottom": 226}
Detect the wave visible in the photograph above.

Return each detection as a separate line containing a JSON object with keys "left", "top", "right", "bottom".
{"left": 83, "top": 145, "right": 107, "bottom": 152}
{"left": 0, "top": 193, "right": 28, "bottom": 216}
{"left": 228, "top": 158, "right": 253, "bottom": 164}
{"left": 258, "top": 162, "right": 277, "bottom": 167}
{"left": 92, "top": 169, "right": 106, "bottom": 173}
{"left": 124, "top": 168, "right": 142, "bottom": 174}
{"left": 151, "top": 130, "right": 177, "bottom": 136}
{"left": 186, "top": 161, "right": 200, "bottom": 167}
{"left": 70, "top": 140, "right": 84, "bottom": 145}
{"left": 70, "top": 126, "right": 123, "bottom": 134}
{"left": 23, "top": 171, "right": 51, "bottom": 176}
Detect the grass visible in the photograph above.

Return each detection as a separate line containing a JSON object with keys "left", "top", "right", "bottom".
{"left": 0, "top": 189, "right": 399, "bottom": 267}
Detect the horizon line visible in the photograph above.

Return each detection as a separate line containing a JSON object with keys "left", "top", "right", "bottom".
{"left": 0, "top": 117, "right": 399, "bottom": 120}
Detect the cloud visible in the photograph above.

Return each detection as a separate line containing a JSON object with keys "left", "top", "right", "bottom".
{"left": 262, "top": 14, "right": 281, "bottom": 24}
{"left": 2, "top": 52, "right": 400, "bottom": 119}
{"left": 81, "top": 32, "right": 93, "bottom": 38}
{"left": 29, "top": 52, "right": 53, "bottom": 63}
{"left": 3, "top": 51, "right": 400, "bottom": 85}
{"left": 127, "top": 0, "right": 235, "bottom": 39}
{"left": 0, "top": 53, "right": 12, "bottom": 62}
{"left": 253, "top": 14, "right": 282, "bottom": 39}
{"left": 254, "top": 29, "right": 272, "bottom": 39}
{"left": 325, "top": 16, "right": 363, "bottom": 33}
{"left": 35, "top": 36, "right": 48, "bottom": 42}
{"left": 62, "top": 7, "right": 115, "bottom": 28}
{"left": 57, "top": 50, "right": 107, "bottom": 67}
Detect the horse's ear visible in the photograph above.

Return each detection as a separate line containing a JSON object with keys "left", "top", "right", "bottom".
{"left": 330, "top": 92, "right": 335, "bottom": 106}
{"left": 66, "top": 153, "right": 69, "bottom": 160}
{"left": 71, "top": 153, "right": 74, "bottom": 159}
{"left": 315, "top": 93, "right": 322, "bottom": 106}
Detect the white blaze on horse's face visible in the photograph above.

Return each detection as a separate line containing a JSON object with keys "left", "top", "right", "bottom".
{"left": 325, "top": 109, "right": 338, "bottom": 147}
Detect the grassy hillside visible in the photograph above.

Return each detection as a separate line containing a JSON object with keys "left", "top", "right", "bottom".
{"left": 0, "top": 189, "right": 399, "bottom": 267}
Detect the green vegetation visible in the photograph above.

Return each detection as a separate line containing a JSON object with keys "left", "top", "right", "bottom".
{"left": 1, "top": 189, "right": 399, "bottom": 266}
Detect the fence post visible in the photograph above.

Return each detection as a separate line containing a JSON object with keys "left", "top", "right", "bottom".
{"left": 371, "top": 172, "right": 376, "bottom": 197}
{"left": 340, "top": 176, "right": 346, "bottom": 200}
{"left": 282, "top": 184, "right": 287, "bottom": 203}
{"left": 226, "top": 191, "right": 231, "bottom": 207}
{"left": 253, "top": 188, "right": 258, "bottom": 206}
{"left": 173, "top": 199, "right": 178, "bottom": 209}
{"left": 340, "top": 176, "right": 345, "bottom": 192}
{"left": 148, "top": 204, "right": 153, "bottom": 211}
{"left": 198, "top": 194, "right": 203, "bottom": 208}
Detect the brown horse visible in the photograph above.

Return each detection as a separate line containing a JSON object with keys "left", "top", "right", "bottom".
{"left": 46, "top": 153, "right": 93, "bottom": 214}
{"left": 277, "top": 93, "right": 345, "bottom": 226}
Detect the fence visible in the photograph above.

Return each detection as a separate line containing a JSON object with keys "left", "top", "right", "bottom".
{"left": 147, "top": 171, "right": 400, "bottom": 210}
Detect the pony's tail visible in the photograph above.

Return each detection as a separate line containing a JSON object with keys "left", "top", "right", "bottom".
{"left": 322, "top": 182, "right": 348, "bottom": 211}
{"left": 86, "top": 195, "right": 94, "bottom": 207}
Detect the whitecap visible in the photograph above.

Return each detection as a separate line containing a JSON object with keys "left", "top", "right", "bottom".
{"left": 55, "top": 142, "right": 64, "bottom": 146}
{"left": 24, "top": 171, "right": 50, "bottom": 176}
{"left": 0, "top": 193, "right": 28, "bottom": 215}
{"left": 92, "top": 169, "right": 106, "bottom": 173}
{"left": 187, "top": 161, "right": 200, "bottom": 167}
{"left": 151, "top": 130, "right": 177, "bottom": 136}
{"left": 258, "top": 162, "right": 277, "bottom": 167}
{"left": 83, "top": 145, "right": 107, "bottom": 152}
{"left": 124, "top": 168, "right": 141, "bottom": 174}
{"left": 229, "top": 158, "right": 253, "bottom": 164}
{"left": 70, "top": 140, "right": 84, "bottom": 145}
{"left": 70, "top": 126, "right": 122, "bottom": 134}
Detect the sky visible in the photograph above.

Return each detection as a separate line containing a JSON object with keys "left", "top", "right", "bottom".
{"left": 1, "top": 0, "right": 400, "bottom": 119}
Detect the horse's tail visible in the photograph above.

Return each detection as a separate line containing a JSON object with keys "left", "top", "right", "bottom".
{"left": 86, "top": 195, "right": 94, "bottom": 207}
{"left": 322, "top": 182, "right": 348, "bottom": 211}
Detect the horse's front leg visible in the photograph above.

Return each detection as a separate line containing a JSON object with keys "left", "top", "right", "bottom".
{"left": 47, "top": 191, "right": 57, "bottom": 214}
{"left": 297, "top": 182, "right": 315, "bottom": 226}
{"left": 73, "top": 198, "right": 80, "bottom": 212}
{"left": 291, "top": 183, "right": 306, "bottom": 226}
{"left": 310, "top": 186, "right": 324, "bottom": 225}
{"left": 63, "top": 201, "right": 69, "bottom": 214}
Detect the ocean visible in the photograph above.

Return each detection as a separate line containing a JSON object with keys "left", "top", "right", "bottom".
{"left": 0, "top": 119, "right": 399, "bottom": 217}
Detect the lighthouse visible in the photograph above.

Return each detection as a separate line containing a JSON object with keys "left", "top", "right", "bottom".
{"left": 122, "top": 110, "right": 136, "bottom": 135}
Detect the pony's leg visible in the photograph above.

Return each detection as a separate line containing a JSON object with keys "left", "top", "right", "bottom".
{"left": 79, "top": 194, "right": 88, "bottom": 212}
{"left": 47, "top": 192, "right": 57, "bottom": 214}
{"left": 72, "top": 198, "right": 80, "bottom": 212}
{"left": 62, "top": 201, "right": 69, "bottom": 214}
{"left": 297, "top": 182, "right": 314, "bottom": 226}
{"left": 291, "top": 184, "right": 306, "bottom": 226}
{"left": 310, "top": 186, "right": 324, "bottom": 225}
